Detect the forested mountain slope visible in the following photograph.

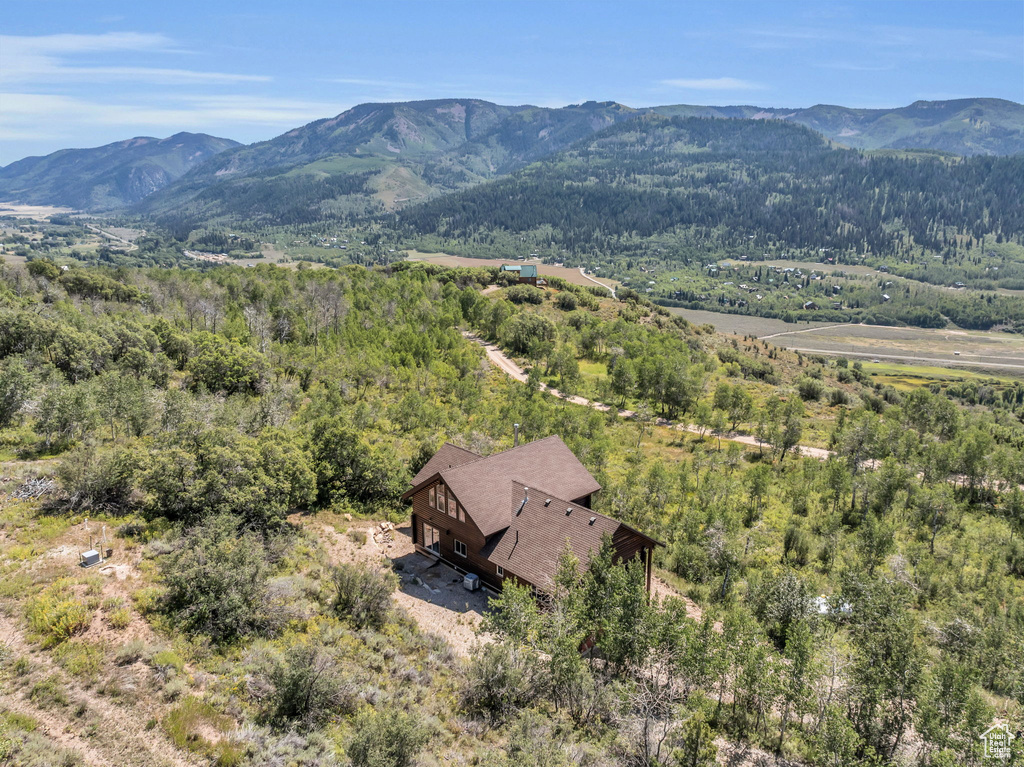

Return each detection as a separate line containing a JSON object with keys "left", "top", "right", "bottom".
{"left": 395, "top": 114, "right": 1024, "bottom": 258}
{"left": 652, "top": 97, "right": 1024, "bottom": 156}
{"left": 0, "top": 132, "right": 240, "bottom": 211}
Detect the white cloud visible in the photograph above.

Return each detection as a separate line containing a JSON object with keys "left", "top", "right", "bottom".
{"left": 0, "top": 92, "right": 341, "bottom": 144}
{"left": 0, "top": 32, "right": 267, "bottom": 86}
{"left": 660, "top": 77, "right": 763, "bottom": 91}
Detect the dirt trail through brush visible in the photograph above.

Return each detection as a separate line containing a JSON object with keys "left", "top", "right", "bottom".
{"left": 0, "top": 616, "right": 196, "bottom": 767}
{"left": 462, "top": 331, "right": 834, "bottom": 461}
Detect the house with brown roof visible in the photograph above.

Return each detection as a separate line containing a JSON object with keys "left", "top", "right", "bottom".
{"left": 401, "top": 436, "right": 661, "bottom": 594}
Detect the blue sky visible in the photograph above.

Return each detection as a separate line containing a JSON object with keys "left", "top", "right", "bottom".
{"left": 2, "top": 0, "right": 1022, "bottom": 164}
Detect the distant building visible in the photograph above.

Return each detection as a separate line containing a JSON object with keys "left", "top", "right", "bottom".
{"left": 500, "top": 263, "right": 545, "bottom": 286}
{"left": 803, "top": 301, "right": 819, "bottom": 310}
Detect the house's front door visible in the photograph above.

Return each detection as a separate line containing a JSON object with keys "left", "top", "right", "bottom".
{"left": 422, "top": 522, "right": 441, "bottom": 556}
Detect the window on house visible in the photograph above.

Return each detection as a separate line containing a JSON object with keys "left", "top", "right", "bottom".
{"left": 496, "top": 566, "right": 504, "bottom": 578}
{"left": 428, "top": 485, "right": 436, "bottom": 508}
{"left": 458, "top": 506, "right": 465, "bottom": 523}
{"left": 436, "top": 484, "right": 445, "bottom": 511}
{"left": 454, "top": 540, "right": 467, "bottom": 557}
{"left": 423, "top": 523, "right": 441, "bottom": 556}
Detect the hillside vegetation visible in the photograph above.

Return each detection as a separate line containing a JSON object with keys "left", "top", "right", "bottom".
{"left": 0, "top": 258, "right": 1021, "bottom": 766}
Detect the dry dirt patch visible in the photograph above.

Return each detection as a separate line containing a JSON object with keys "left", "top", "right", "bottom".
{"left": 298, "top": 516, "right": 493, "bottom": 656}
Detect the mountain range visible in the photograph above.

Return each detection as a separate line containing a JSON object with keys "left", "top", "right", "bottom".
{"left": 0, "top": 132, "right": 241, "bottom": 211}
{"left": 0, "top": 97, "right": 1020, "bottom": 218}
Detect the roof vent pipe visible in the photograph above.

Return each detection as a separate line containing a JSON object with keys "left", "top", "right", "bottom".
{"left": 514, "top": 423, "right": 520, "bottom": 447}
{"left": 516, "top": 487, "right": 529, "bottom": 516}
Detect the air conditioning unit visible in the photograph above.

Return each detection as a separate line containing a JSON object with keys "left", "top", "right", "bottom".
{"left": 463, "top": 573, "right": 480, "bottom": 592}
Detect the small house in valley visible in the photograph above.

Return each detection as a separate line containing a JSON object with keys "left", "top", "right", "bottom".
{"left": 500, "top": 263, "right": 545, "bottom": 286}
{"left": 402, "top": 436, "right": 661, "bottom": 593}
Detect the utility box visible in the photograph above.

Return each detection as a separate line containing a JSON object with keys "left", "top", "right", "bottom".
{"left": 463, "top": 573, "right": 480, "bottom": 592}
{"left": 80, "top": 549, "right": 101, "bottom": 567}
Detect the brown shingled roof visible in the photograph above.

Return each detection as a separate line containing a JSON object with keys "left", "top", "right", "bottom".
{"left": 482, "top": 481, "right": 654, "bottom": 590}
{"left": 409, "top": 443, "right": 481, "bottom": 488}
{"left": 417, "top": 436, "right": 602, "bottom": 537}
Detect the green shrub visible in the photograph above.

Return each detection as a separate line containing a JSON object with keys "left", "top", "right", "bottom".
{"left": 163, "top": 677, "right": 189, "bottom": 701}
{"left": 26, "top": 580, "right": 91, "bottom": 646}
{"left": 101, "top": 596, "right": 132, "bottom": 629}
{"left": 553, "top": 291, "right": 577, "bottom": 311}
{"left": 347, "top": 707, "right": 426, "bottom": 767}
{"left": 268, "top": 642, "right": 355, "bottom": 728}
{"left": 828, "top": 388, "right": 851, "bottom": 407}
{"left": 149, "top": 649, "right": 185, "bottom": 680}
{"left": 461, "top": 642, "right": 540, "bottom": 724}
{"left": 56, "top": 443, "right": 142, "bottom": 513}
{"left": 504, "top": 284, "right": 544, "bottom": 305}
{"left": 796, "top": 377, "right": 825, "bottom": 401}
{"left": 106, "top": 607, "right": 132, "bottom": 630}
{"left": 131, "top": 587, "right": 162, "bottom": 615}
{"left": 53, "top": 641, "right": 104, "bottom": 681}
{"left": 160, "top": 514, "right": 270, "bottom": 642}
{"left": 332, "top": 563, "right": 397, "bottom": 629}
{"left": 114, "top": 639, "right": 147, "bottom": 665}
{"left": 162, "top": 696, "right": 232, "bottom": 758}
{"left": 29, "top": 675, "right": 69, "bottom": 708}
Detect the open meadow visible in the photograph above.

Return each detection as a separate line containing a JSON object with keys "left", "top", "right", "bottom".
{"left": 667, "top": 306, "right": 1024, "bottom": 376}
{"left": 405, "top": 250, "right": 619, "bottom": 288}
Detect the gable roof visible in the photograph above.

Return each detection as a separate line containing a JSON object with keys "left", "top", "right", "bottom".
{"left": 500, "top": 264, "right": 522, "bottom": 272}
{"left": 482, "top": 481, "right": 659, "bottom": 590}
{"left": 404, "top": 436, "right": 602, "bottom": 537}
{"left": 518, "top": 264, "right": 538, "bottom": 278}
{"left": 409, "top": 443, "right": 482, "bottom": 487}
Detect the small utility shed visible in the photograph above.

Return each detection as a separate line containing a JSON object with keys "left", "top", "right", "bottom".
{"left": 402, "top": 436, "right": 661, "bottom": 594}
{"left": 500, "top": 263, "right": 545, "bottom": 286}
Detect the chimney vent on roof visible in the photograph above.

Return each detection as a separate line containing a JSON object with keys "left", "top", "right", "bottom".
{"left": 514, "top": 423, "right": 520, "bottom": 447}
{"left": 516, "top": 487, "right": 529, "bottom": 516}
{"left": 566, "top": 507, "right": 572, "bottom": 516}
{"left": 589, "top": 517, "right": 596, "bottom": 525}
{"left": 544, "top": 498, "right": 551, "bottom": 507}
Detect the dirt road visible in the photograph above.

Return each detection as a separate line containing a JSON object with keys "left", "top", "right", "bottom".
{"left": 578, "top": 268, "right": 617, "bottom": 298}
{"left": 462, "top": 331, "right": 833, "bottom": 460}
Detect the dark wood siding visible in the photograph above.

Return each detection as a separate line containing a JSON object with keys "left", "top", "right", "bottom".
{"left": 410, "top": 480, "right": 507, "bottom": 591}
{"left": 612, "top": 525, "right": 654, "bottom": 589}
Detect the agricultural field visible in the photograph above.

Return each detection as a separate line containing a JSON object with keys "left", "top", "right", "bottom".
{"left": 667, "top": 307, "right": 1024, "bottom": 376}
{"left": 405, "top": 251, "right": 619, "bottom": 289}
{"left": 861, "top": 361, "right": 1015, "bottom": 392}
{"left": 665, "top": 307, "right": 836, "bottom": 336}
{"left": 764, "top": 323, "right": 1024, "bottom": 373}
{"left": 0, "top": 203, "right": 79, "bottom": 219}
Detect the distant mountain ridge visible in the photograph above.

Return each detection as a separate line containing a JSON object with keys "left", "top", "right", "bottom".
{"left": 0, "top": 132, "right": 241, "bottom": 211}
{"left": 2, "top": 97, "right": 1020, "bottom": 220}
{"left": 137, "top": 99, "right": 642, "bottom": 225}
{"left": 650, "top": 98, "right": 1024, "bottom": 156}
